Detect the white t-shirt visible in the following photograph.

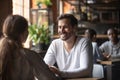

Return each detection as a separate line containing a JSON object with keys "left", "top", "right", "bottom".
{"left": 44, "top": 37, "right": 93, "bottom": 78}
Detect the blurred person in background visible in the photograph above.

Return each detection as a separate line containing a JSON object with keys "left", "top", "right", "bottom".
{"left": 99, "top": 28, "right": 120, "bottom": 80}
{"left": 84, "top": 28, "right": 103, "bottom": 63}
{"left": 99, "top": 28, "right": 120, "bottom": 60}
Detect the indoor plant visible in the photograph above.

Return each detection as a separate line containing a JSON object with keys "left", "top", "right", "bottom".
{"left": 28, "top": 24, "right": 51, "bottom": 50}
{"left": 35, "top": 0, "right": 52, "bottom": 7}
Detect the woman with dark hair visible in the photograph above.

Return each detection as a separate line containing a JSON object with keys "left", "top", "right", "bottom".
{"left": 0, "top": 15, "right": 57, "bottom": 80}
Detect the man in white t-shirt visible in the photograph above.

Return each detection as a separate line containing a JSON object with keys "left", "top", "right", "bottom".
{"left": 44, "top": 14, "right": 93, "bottom": 79}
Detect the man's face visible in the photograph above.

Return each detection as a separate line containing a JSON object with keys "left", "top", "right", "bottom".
{"left": 107, "top": 29, "right": 117, "bottom": 42}
{"left": 58, "top": 19, "right": 75, "bottom": 41}
{"left": 84, "top": 30, "right": 91, "bottom": 39}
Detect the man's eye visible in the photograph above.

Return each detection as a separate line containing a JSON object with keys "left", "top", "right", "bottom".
{"left": 64, "top": 25, "right": 69, "bottom": 28}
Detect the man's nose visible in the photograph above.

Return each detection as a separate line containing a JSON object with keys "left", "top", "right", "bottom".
{"left": 61, "top": 27, "right": 65, "bottom": 32}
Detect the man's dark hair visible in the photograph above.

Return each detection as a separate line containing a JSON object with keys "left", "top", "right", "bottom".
{"left": 107, "top": 28, "right": 118, "bottom": 35}
{"left": 57, "top": 14, "right": 78, "bottom": 27}
{"left": 86, "top": 28, "right": 97, "bottom": 38}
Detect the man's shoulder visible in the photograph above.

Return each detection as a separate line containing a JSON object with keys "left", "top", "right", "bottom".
{"left": 100, "top": 41, "right": 110, "bottom": 48}
{"left": 52, "top": 38, "right": 61, "bottom": 41}
{"left": 52, "top": 38, "right": 62, "bottom": 43}
{"left": 101, "top": 41, "right": 110, "bottom": 45}
{"left": 77, "top": 36, "right": 90, "bottom": 42}
{"left": 23, "top": 48, "right": 43, "bottom": 60}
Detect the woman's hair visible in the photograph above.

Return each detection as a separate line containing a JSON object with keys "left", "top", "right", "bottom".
{"left": 2, "top": 15, "right": 28, "bottom": 41}
{"left": 0, "top": 15, "right": 28, "bottom": 79}
{"left": 57, "top": 14, "right": 78, "bottom": 27}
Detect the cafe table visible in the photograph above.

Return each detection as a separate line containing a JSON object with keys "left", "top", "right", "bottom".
{"left": 65, "top": 78, "right": 100, "bottom": 80}
{"left": 97, "top": 59, "right": 120, "bottom": 80}
{"left": 98, "top": 59, "right": 120, "bottom": 65}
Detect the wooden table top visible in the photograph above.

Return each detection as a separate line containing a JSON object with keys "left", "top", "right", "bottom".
{"left": 98, "top": 59, "right": 120, "bottom": 65}
{"left": 99, "top": 60, "right": 112, "bottom": 65}
{"left": 66, "top": 78, "right": 100, "bottom": 80}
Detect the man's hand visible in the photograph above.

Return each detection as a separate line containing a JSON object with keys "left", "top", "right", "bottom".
{"left": 103, "top": 53, "right": 111, "bottom": 60}
{"left": 49, "top": 66, "right": 61, "bottom": 76}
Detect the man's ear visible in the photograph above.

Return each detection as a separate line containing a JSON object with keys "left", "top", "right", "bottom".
{"left": 73, "top": 26, "right": 78, "bottom": 33}
{"left": 93, "top": 35, "right": 96, "bottom": 38}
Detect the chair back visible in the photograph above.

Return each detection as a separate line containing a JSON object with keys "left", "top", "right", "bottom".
{"left": 92, "top": 64, "right": 104, "bottom": 79}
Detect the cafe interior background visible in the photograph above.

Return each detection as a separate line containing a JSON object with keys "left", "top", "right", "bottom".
{"left": 0, "top": 0, "right": 119, "bottom": 54}
{"left": 0, "top": 0, "right": 120, "bottom": 80}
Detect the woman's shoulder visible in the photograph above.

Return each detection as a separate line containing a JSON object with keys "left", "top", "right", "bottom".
{"left": 23, "top": 48, "right": 37, "bottom": 54}
{"left": 22, "top": 48, "right": 42, "bottom": 60}
{"left": 22, "top": 49, "right": 57, "bottom": 80}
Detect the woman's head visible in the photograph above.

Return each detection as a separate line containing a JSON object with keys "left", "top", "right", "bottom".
{"left": 0, "top": 15, "right": 29, "bottom": 79}
{"left": 2, "top": 15, "right": 28, "bottom": 43}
